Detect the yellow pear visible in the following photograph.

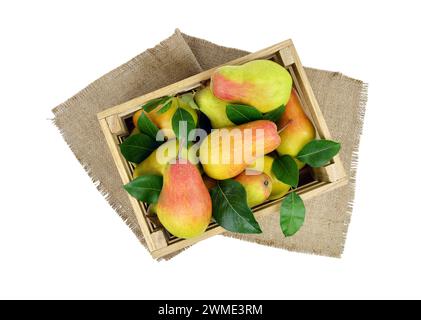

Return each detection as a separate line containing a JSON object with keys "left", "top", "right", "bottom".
{"left": 133, "top": 139, "right": 196, "bottom": 178}
{"left": 211, "top": 59, "right": 292, "bottom": 113}
{"left": 195, "top": 86, "right": 234, "bottom": 128}
{"left": 234, "top": 171, "right": 272, "bottom": 207}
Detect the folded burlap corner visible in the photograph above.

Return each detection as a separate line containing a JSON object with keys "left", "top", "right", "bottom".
{"left": 52, "top": 29, "right": 367, "bottom": 259}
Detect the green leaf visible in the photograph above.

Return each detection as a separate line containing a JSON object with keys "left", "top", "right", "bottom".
{"left": 142, "top": 96, "right": 171, "bottom": 113}
{"left": 137, "top": 112, "right": 159, "bottom": 139}
{"left": 280, "top": 191, "right": 306, "bottom": 237}
{"left": 262, "top": 105, "right": 286, "bottom": 122}
{"left": 157, "top": 98, "right": 173, "bottom": 114}
{"left": 226, "top": 104, "right": 262, "bottom": 125}
{"left": 119, "top": 133, "right": 157, "bottom": 164}
{"left": 124, "top": 175, "right": 163, "bottom": 204}
{"left": 179, "top": 93, "right": 200, "bottom": 110}
{"left": 210, "top": 180, "right": 262, "bottom": 234}
{"left": 297, "top": 139, "right": 341, "bottom": 167}
{"left": 172, "top": 107, "right": 196, "bottom": 140}
{"left": 272, "top": 155, "right": 299, "bottom": 187}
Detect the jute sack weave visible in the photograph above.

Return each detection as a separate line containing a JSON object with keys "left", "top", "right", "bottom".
{"left": 53, "top": 30, "right": 367, "bottom": 259}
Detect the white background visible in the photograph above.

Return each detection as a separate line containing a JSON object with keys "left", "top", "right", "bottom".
{"left": 1, "top": 0, "right": 420, "bottom": 300}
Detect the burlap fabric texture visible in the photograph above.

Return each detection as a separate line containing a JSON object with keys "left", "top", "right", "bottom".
{"left": 53, "top": 29, "right": 367, "bottom": 259}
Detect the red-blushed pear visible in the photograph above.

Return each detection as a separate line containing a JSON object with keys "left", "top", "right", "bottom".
{"left": 249, "top": 155, "right": 291, "bottom": 200}
{"left": 211, "top": 59, "right": 292, "bottom": 113}
{"left": 132, "top": 97, "right": 198, "bottom": 139}
{"left": 276, "top": 88, "right": 316, "bottom": 168}
{"left": 199, "top": 120, "right": 281, "bottom": 180}
{"left": 234, "top": 171, "right": 272, "bottom": 207}
{"left": 156, "top": 160, "right": 212, "bottom": 239}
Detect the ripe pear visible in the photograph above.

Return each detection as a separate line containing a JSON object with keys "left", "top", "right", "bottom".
{"left": 211, "top": 59, "right": 292, "bottom": 113}
{"left": 249, "top": 155, "right": 291, "bottom": 200}
{"left": 199, "top": 120, "right": 281, "bottom": 180}
{"left": 276, "top": 89, "right": 315, "bottom": 166}
{"left": 133, "top": 139, "right": 195, "bottom": 178}
{"left": 156, "top": 160, "right": 212, "bottom": 239}
{"left": 132, "top": 97, "right": 198, "bottom": 139}
{"left": 234, "top": 171, "right": 272, "bottom": 207}
{"left": 194, "top": 86, "right": 235, "bottom": 128}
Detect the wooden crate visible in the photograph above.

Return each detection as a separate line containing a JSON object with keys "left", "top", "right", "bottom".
{"left": 97, "top": 39, "right": 348, "bottom": 259}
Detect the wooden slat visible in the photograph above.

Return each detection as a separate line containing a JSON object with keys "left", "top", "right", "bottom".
{"left": 106, "top": 115, "right": 127, "bottom": 135}
{"left": 288, "top": 43, "right": 346, "bottom": 181}
{"left": 97, "top": 39, "right": 293, "bottom": 120}
{"left": 99, "top": 118, "right": 156, "bottom": 251}
{"left": 313, "top": 163, "right": 347, "bottom": 183}
{"left": 151, "top": 178, "right": 348, "bottom": 259}
{"left": 97, "top": 38, "right": 348, "bottom": 259}
{"left": 150, "top": 230, "right": 168, "bottom": 250}
{"left": 278, "top": 47, "right": 295, "bottom": 67}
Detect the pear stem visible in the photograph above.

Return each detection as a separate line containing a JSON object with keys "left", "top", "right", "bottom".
{"left": 277, "top": 119, "right": 292, "bottom": 134}
{"left": 177, "top": 137, "right": 185, "bottom": 160}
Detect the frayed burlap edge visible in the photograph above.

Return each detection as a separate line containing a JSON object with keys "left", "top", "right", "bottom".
{"left": 51, "top": 30, "right": 367, "bottom": 260}
{"left": 51, "top": 30, "right": 206, "bottom": 260}
{"left": 221, "top": 75, "right": 368, "bottom": 258}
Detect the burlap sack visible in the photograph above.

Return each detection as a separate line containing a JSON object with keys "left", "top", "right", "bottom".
{"left": 53, "top": 29, "right": 367, "bottom": 259}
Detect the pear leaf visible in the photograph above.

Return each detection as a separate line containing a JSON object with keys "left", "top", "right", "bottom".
{"left": 124, "top": 175, "right": 163, "bottom": 204}
{"left": 119, "top": 133, "right": 157, "bottom": 164}
{"left": 142, "top": 96, "right": 171, "bottom": 113}
{"left": 137, "top": 112, "right": 159, "bottom": 139}
{"left": 280, "top": 191, "right": 306, "bottom": 237}
{"left": 172, "top": 107, "right": 196, "bottom": 141}
{"left": 297, "top": 139, "right": 341, "bottom": 167}
{"left": 226, "top": 104, "right": 263, "bottom": 125}
{"left": 210, "top": 180, "right": 262, "bottom": 234}
{"left": 262, "top": 105, "right": 286, "bottom": 122}
{"left": 272, "top": 155, "right": 299, "bottom": 188}
{"left": 157, "top": 98, "right": 173, "bottom": 114}
{"left": 179, "top": 93, "right": 200, "bottom": 110}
